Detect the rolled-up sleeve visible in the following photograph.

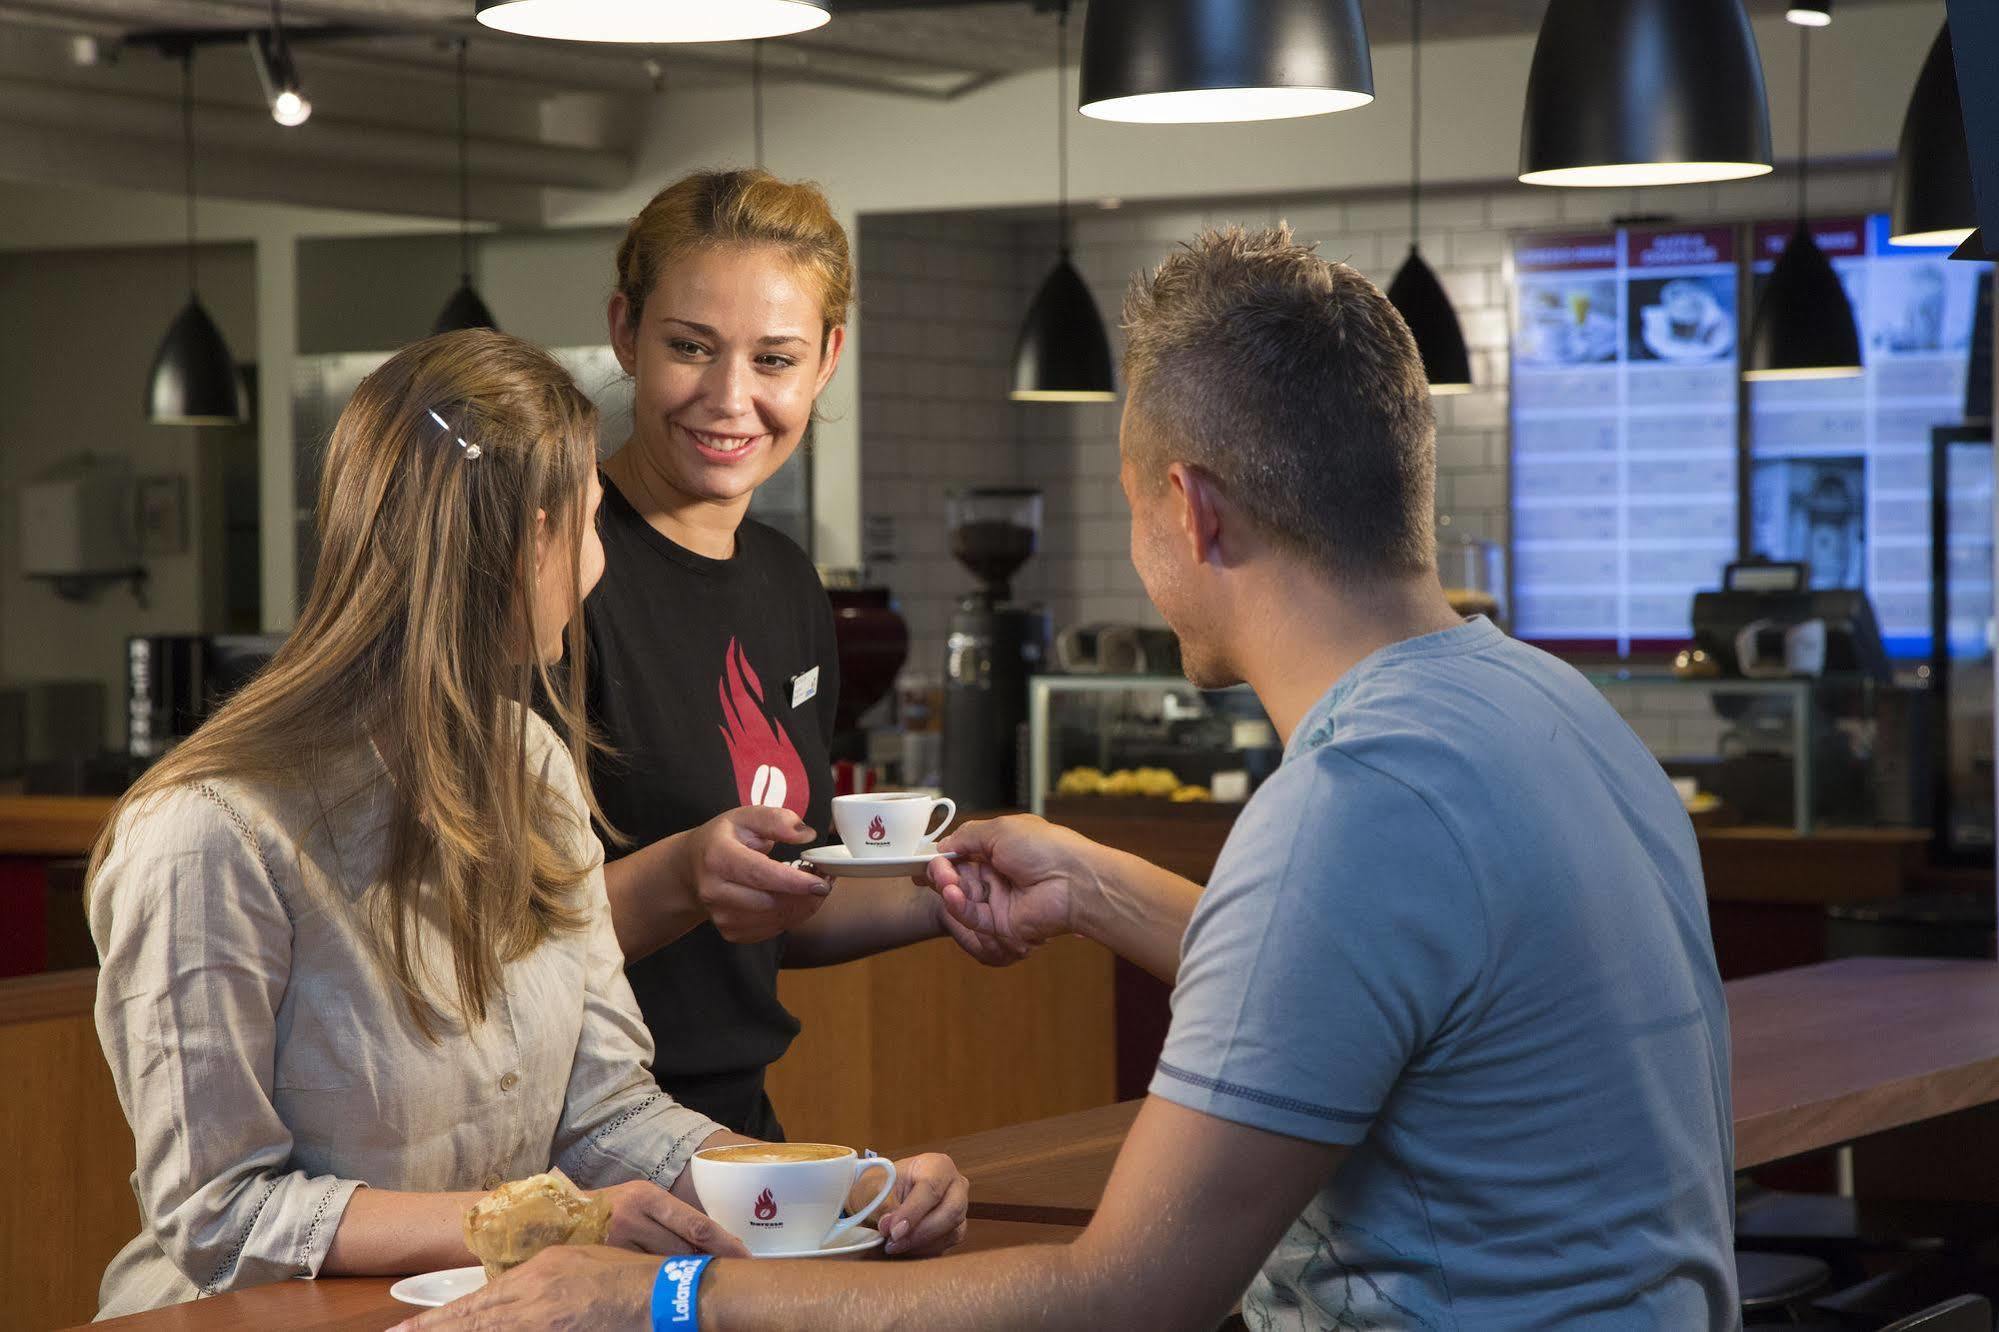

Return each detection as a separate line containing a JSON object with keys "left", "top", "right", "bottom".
{"left": 550, "top": 885, "right": 720, "bottom": 1188}
{"left": 532, "top": 720, "right": 721, "bottom": 1189}
{"left": 91, "top": 796, "right": 364, "bottom": 1295}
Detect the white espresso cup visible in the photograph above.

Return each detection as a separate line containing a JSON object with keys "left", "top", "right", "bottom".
{"left": 690, "top": 1143, "right": 897, "bottom": 1256}
{"left": 831, "top": 792, "right": 957, "bottom": 858}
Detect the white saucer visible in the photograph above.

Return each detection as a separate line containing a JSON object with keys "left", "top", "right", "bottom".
{"left": 751, "top": 1224, "right": 886, "bottom": 1260}
{"left": 390, "top": 1265, "right": 486, "bottom": 1307}
{"left": 800, "top": 844, "right": 958, "bottom": 879}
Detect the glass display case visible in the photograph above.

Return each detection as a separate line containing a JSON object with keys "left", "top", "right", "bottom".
{"left": 1026, "top": 675, "right": 1273, "bottom": 817}
{"left": 1583, "top": 672, "right": 1930, "bottom": 836}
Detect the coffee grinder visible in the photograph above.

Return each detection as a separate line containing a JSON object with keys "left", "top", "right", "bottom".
{"left": 942, "top": 487, "right": 1049, "bottom": 810}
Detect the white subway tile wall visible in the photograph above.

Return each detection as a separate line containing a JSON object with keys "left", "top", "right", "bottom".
{"left": 857, "top": 168, "right": 1893, "bottom": 732}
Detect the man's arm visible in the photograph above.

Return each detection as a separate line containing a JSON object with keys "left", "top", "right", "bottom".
{"left": 779, "top": 880, "right": 947, "bottom": 968}
{"left": 930, "top": 816, "right": 1205, "bottom": 983}
{"left": 398, "top": 1097, "right": 1338, "bottom": 1332}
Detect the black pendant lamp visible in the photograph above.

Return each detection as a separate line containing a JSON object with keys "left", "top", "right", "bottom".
{"left": 1079, "top": 0, "right": 1372, "bottom": 124}
{"left": 475, "top": 0, "right": 827, "bottom": 43}
{"left": 1385, "top": 0, "right": 1470, "bottom": 396}
{"left": 1786, "top": 0, "right": 1831, "bottom": 27}
{"left": 1520, "top": 0, "right": 1772, "bottom": 187}
{"left": 1012, "top": 4, "right": 1115, "bottom": 404}
{"left": 148, "top": 51, "right": 248, "bottom": 427}
{"left": 1745, "top": 26, "right": 1861, "bottom": 381}
{"left": 1890, "top": 26, "right": 1976, "bottom": 249}
{"left": 434, "top": 39, "right": 497, "bottom": 335}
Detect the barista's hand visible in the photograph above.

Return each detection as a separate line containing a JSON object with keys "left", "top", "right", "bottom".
{"left": 925, "top": 815, "right": 1091, "bottom": 965}
{"left": 682, "top": 806, "right": 827, "bottom": 944}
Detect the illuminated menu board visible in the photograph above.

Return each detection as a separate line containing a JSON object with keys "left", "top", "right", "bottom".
{"left": 1746, "top": 215, "right": 1989, "bottom": 659}
{"left": 1510, "top": 226, "right": 1740, "bottom": 653}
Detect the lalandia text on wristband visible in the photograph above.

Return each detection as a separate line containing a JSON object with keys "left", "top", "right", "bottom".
{"left": 652, "top": 1254, "right": 714, "bottom": 1329}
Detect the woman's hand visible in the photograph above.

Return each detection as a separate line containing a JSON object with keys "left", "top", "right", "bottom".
{"left": 872, "top": 1153, "right": 969, "bottom": 1258}
{"left": 682, "top": 805, "right": 829, "bottom": 943}
{"left": 590, "top": 1180, "right": 751, "bottom": 1258}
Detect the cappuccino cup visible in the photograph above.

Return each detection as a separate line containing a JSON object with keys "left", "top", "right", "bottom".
{"left": 831, "top": 792, "right": 956, "bottom": 858}
{"left": 690, "top": 1143, "right": 897, "bottom": 1256}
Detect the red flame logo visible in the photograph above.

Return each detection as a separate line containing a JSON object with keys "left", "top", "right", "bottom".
{"left": 716, "top": 638, "right": 810, "bottom": 816}
{"left": 867, "top": 815, "right": 887, "bottom": 842}
{"left": 753, "top": 1188, "right": 778, "bottom": 1222}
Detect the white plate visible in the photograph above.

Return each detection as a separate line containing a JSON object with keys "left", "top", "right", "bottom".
{"left": 390, "top": 1265, "right": 487, "bottom": 1307}
{"left": 751, "top": 1224, "right": 886, "bottom": 1260}
{"left": 800, "top": 844, "right": 959, "bottom": 879}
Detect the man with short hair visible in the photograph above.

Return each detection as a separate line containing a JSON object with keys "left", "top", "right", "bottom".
{"left": 401, "top": 226, "right": 1737, "bottom": 1331}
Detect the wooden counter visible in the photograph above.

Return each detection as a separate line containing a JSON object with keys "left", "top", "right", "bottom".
{"left": 899, "top": 957, "right": 1999, "bottom": 1228}
{"left": 76, "top": 1218, "right": 1086, "bottom": 1331}
{"left": 0, "top": 794, "right": 115, "bottom": 857}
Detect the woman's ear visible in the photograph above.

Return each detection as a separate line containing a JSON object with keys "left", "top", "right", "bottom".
{"left": 814, "top": 324, "right": 847, "bottom": 396}
{"left": 609, "top": 292, "right": 639, "bottom": 376}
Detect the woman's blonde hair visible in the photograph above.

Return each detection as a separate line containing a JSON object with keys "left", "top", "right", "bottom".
{"left": 615, "top": 168, "right": 854, "bottom": 340}
{"left": 88, "top": 329, "right": 605, "bottom": 1039}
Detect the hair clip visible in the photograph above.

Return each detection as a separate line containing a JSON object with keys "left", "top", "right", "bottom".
{"left": 427, "top": 408, "right": 483, "bottom": 460}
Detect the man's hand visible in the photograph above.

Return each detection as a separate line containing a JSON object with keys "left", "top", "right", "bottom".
{"left": 875, "top": 1153, "right": 970, "bottom": 1257}
{"left": 683, "top": 806, "right": 828, "bottom": 943}
{"left": 925, "top": 815, "right": 1095, "bottom": 965}
{"left": 590, "top": 1180, "right": 752, "bottom": 1258}
{"left": 390, "top": 1245, "right": 659, "bottom": 1332}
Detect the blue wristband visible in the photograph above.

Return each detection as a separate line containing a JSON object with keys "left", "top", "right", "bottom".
{"left": 651, "top": 1254, "right": 713, "bottom": 1329}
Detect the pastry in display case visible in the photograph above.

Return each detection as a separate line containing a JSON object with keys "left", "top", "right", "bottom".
{"left": 1027, "top": 675, "right": 1275, "bottom": 817}
{"left": 1437, "top": 518, "right": 1507, "bottom": 628}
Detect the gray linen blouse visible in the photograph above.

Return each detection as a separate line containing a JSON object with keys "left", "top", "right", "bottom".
{"left": 87, "top": 712, "right": 719, "bottom": 1318}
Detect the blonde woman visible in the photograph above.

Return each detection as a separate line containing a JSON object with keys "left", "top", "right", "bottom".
{"left": 86, "top": 330, "right": 965, "bottom": 1317}
{"left": 587, "top": 173, "right": 1011, "bottom": 1185}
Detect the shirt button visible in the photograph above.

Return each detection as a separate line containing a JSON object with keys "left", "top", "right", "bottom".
{"left": 483, "top": 1173, "right": 502, "bottom": 1190}
{"left": 499, "top": 1071, "right": 520, "bottom": 1092}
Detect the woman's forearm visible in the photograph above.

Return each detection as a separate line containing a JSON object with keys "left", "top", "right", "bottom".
{"left": 603, "top": 833, "right": 706, "bottom": 961}
{"left": 322, "top": 1187, "right": 487, "bottom": 1276}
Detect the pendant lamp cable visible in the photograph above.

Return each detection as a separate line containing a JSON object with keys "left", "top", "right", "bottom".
{"left": 753, "top": 44, "right": 765, "bottom": 170}
{"left": 1057, "top": 1, "right": 1071, "bottom": 256}
{"left": 1409, "top": 0, "right": 1421, "bottom": 243}
{"left": 1796, "top": 24, "right": 1810, "bottom": 222}
{"left": 456, "top": 37, "right": 472, "bottom": 286}
{"left": 181, "top": 49, "right": 197, "bottom": 297}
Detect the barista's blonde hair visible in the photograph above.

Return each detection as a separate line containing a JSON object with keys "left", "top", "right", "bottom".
{"left": 615, "top": 168, "right": 854, "bottom": 339}
{"left": 89, "top": 329, "right": 604, "bottom": 1039}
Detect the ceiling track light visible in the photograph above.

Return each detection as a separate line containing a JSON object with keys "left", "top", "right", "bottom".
{"left": 1386, "top": 0, "right": 1471, "bottom": 396}
{"left": 1890, "top": 25, "right": 1977, "bottom": 249}
{"left": 1520, "top": 0, "right": 1772, "bottom": 188}
{"left": 1079, "top": 0, "right": 1373, "bottom": 124}
{"left": 249, "top": 0, "right": 309, "bottom": 127}
{"left": 473, "top": 0, "right": 829, "bottom": 44}
{"left": 1745, "top": 24, "right": 1862, "bottom": 381}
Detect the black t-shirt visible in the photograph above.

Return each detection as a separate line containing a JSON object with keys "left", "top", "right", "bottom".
{"left": 582, "top": 474, "right": 839, "bottom": 1140}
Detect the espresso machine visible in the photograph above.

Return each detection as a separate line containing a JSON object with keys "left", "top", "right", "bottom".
{"left": 941, "top": 487, "right": 1049, "bottom": 810}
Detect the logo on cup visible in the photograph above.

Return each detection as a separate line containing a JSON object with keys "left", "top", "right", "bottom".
{"left": 752, "top": 1188, "right": 780, "bottom": 1225}
{"left": 866, "top": 816, "right": 887, "bottom": 844}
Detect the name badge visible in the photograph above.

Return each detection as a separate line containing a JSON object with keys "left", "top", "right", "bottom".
{"left": 791, "top": 666, "right": 820, "bottom": 710}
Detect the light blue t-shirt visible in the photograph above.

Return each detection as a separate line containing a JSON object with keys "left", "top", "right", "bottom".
{"left": 1151, "top": 617, "right": 1736, "bottom": 1329}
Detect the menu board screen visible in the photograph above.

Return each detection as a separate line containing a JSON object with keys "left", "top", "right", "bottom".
{"left": 1746, "top": 215, "right": 1989, "bottom": 659}
{"left": 1510, "top": 227, "right": 1740, "bottom": 654}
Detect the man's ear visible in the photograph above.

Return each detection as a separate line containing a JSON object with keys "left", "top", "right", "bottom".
{"left": 609, "top": 292, "right": 638, "bottom": 376}
{"left": 1167, "top": 463, "right": 1227, "bottom": 568}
